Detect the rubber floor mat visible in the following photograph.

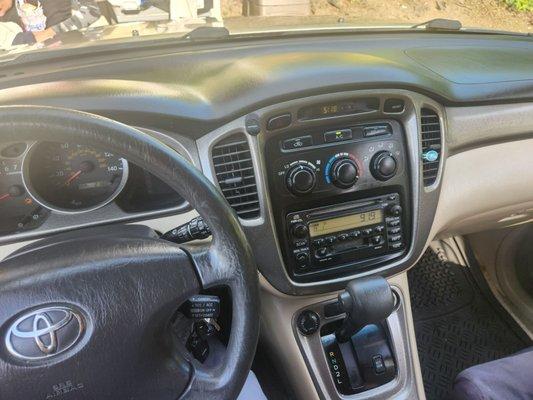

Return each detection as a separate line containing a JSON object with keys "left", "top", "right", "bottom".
{"left": 408, "top": 250, "right": 530, "bottom": 400}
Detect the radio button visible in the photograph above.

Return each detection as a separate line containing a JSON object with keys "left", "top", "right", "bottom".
{"left": 295, "top": 252, "right": 310, "bottom": 264}
{"left": 391, "top": 242, "right": 404, "bottom": 250}
{"left": 388, "top": 227, "right": 401, "bottom": 235}
{"left": 312, "top": 238, "right": 325, "bottom": 247}
{"left": 291, "top": 223, "right": 309, "bottom": 239}
{"left": 362, "top": 228, "right": 373, "bottom": 236}
{"left": 371, "top": 235, "right": 383, "bottom": 245}
{"left": 294, "top": 240, "right": 308, "bottom": 248}
{"left": 374, "top": 226, "right": 385, "bottom": 234}
{"left": 315, "top": 247, "right": 329, "bottom": 258}
{"left": 387, "top": 204, "right": 403, "bottom": 217}
{"left": 350, "top": 230, "right": 361, "bottom": 238}
{"left": 387, "top": 219, "right": 400, "bottom": 227}
{"left": 338, "top": 233, "right": 350, "bottom": 241}
{"left": 389, "top": 235, "right": 402, "bottom": 243}
{"left": 325, "top": 236, "right": 337, "bottom": 244}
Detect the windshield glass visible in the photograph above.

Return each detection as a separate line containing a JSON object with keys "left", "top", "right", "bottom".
{"left": 0, "top": 0, "right": 531, "bottom": 55}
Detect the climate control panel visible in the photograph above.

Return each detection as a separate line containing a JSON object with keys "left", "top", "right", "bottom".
{"left": 268, "top": 120, "right": 406, "bottom": 201}
{"left": 265, "top": 119, "right": 410, "bottom": 282}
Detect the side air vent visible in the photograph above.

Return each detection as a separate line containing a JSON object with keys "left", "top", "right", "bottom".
{"left": 420, "top": 108, "right": 442, "bottom": 186}
{"left": 212, "top": 134, "right": 260, "bottom": 219}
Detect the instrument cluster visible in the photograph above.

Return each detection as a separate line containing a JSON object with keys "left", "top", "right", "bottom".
{"left": 0, "top": 141, "right": 185, "bottom": 237}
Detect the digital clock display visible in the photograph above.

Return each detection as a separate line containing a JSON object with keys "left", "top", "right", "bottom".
{"left": 298, "top": 98, "right": 379, "bottom": 120}
{"left": 320, "top": 105, "right": 340, "bottom": 115}
{"left": 309, "top": 210, "right": 383, "bottom": 237}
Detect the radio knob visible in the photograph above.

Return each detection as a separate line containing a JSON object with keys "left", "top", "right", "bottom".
{"left": 286, "top": 163, "right": 316, "bottom": 195}
{"left": 291, "top": 223, "right": 309, "bottom": 239}
{"left": 331, "top": 158, "right": 359, "bottom": 189}
{"left": 387, "top": 204, "right": 402, "bottom": 217}
{"left": 371, "top": 151, "right": 397, "bottom": 181}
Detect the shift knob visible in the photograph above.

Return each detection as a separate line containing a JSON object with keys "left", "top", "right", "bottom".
{"left": 335, "top": 276, "right": 395, "bottom": 343}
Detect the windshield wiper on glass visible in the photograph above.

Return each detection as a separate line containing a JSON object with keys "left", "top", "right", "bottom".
{"left": 411, "top": 18, "right": 462, "bottom": 31}
{"left": 181, "top": 26, "right": 230, "bottom": 41}
{"left": 411, "top": 18, "right": 532, "bottom": 37}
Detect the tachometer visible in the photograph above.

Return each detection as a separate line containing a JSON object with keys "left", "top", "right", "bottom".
{"left": 0, "top": 149, "right": 49, "bottom": 235}
{"left": 23, "top": 142, "right": 129, "bottom": 213}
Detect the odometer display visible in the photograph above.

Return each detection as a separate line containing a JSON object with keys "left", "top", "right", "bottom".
{"left": 24, "top": 142, "right": 128, "bottom": 213}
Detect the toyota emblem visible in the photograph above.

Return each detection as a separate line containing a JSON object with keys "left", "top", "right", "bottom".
{"left": 5, "top": 306, "right": 85, "bottom": 361}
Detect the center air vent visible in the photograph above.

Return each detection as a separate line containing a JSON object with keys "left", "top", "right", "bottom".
{"left": 212, "top": 134, "right": 260, "bottom": 219}
{"left": 420, "top": 108, "right": 442, "bottom": 186}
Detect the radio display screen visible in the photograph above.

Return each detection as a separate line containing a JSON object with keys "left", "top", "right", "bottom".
{"left": 309, "top": 210, "right": 383, "bottom": 237}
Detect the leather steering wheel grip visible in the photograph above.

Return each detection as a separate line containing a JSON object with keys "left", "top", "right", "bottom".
{"left": 0, "top": 106, "right": 260, "bottom": 400}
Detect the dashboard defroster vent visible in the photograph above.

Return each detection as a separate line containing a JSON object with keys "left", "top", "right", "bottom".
{"left": 420, "top": 108, "right": 442, "bottom": 186}
{"left": 212, "top": 134, "right": 260, "bottom": 219}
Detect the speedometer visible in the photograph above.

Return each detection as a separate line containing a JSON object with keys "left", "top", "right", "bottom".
{"left": 23, "top": 142, "right": 129, "bottom": 213}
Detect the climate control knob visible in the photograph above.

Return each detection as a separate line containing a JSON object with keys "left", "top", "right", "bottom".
{"left": 286, "top": 162, "right": 317, "bottom": 195}
{"left": 330, "top": 158, "right": 359, "bottom": 189}
{"left": 371, "top": 151, "right": 397, "bottom": 181}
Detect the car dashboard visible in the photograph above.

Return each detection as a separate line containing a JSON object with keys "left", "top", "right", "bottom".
{"left": 0, "top": 30, "right": 533, "bottom": 400}
{"left": 0, "top": 31, "right": 532, "bottom": 298}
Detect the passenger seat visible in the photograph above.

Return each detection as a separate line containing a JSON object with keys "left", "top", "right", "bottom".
{"left": 451, "top": 347, "right": 533, "bottom": 400}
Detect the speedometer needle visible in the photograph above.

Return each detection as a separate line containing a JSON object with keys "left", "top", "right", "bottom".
{"left": 65, "top": 170, "right": 82, "bottom": 186}
{"left": 0, "top": 193, "right": 10, "bottom": 201}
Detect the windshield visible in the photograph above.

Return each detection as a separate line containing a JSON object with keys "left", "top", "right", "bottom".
{"left": 0, "top": 0, "right": 531, "bottom": 55}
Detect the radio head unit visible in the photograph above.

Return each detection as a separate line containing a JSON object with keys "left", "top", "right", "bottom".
{"left": 286, "top": 193, "right": 405, "bottom": 279}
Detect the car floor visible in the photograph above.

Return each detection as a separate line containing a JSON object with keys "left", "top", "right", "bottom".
{"left": 253, "top": 341, "right": 296, "bottom": 400}
{"left": 408, "top": 249, "right": 532, "bottom": 400}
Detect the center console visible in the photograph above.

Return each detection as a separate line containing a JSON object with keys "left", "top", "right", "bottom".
{"left": 265, "top": 119, "right": 410, "bottom": 282}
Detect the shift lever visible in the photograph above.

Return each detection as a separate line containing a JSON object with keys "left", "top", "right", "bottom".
{"left": 335, "top": 276, "right": 395, "bottom": 343}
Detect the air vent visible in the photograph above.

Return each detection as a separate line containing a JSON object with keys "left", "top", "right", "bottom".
{"left": 420, "top": 108, "right": 442, "bottom": 186}
{"left": 212, "top": 134, "right": 260, "bottom": 219}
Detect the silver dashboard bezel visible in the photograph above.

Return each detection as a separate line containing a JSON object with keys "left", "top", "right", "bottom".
{"left": 21, "top": 141, "right": 130, "bottom": 215}
{"left": 197, "top": 89, "right": 446, "bottom": 295}
{"left": 292, "top": 286, "right": 419, "bottom": 400}
{"left": 0, "top": 126, "right": 196, "bottom": 245}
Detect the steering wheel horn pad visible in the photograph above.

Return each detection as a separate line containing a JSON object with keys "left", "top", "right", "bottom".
{"left": 0, "top": 106, "right": 260, "bottom": 400}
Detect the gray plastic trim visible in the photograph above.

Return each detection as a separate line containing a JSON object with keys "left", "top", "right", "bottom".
{"left": 197, "top": 89, "right": 445, "bottom": 295}
{"left": 292, "top": 286, "right": 419, "bottom": 400}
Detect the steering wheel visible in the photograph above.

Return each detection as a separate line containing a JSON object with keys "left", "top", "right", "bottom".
{"left": 0, "top": 106, "right": 260, "bottom": 400}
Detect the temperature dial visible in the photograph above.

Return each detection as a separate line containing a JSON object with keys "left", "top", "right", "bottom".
{"left": 330, "top": 158, "right": 359, "bottom": 189}
{"left": 286, "top": 161, "right": 317, "bottom": 196}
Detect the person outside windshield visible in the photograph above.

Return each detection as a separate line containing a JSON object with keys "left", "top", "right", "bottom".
{"left": 0, "top": 0, "right": 101, "bottom": 48}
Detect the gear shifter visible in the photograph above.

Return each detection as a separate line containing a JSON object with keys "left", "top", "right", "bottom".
{"left": 335, "top": 276, "right": 395, "bottom": 343}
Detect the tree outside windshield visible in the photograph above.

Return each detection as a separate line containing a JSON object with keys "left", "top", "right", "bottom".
{"left": 0, "top": 0, "right": 532, "bottom": 52}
